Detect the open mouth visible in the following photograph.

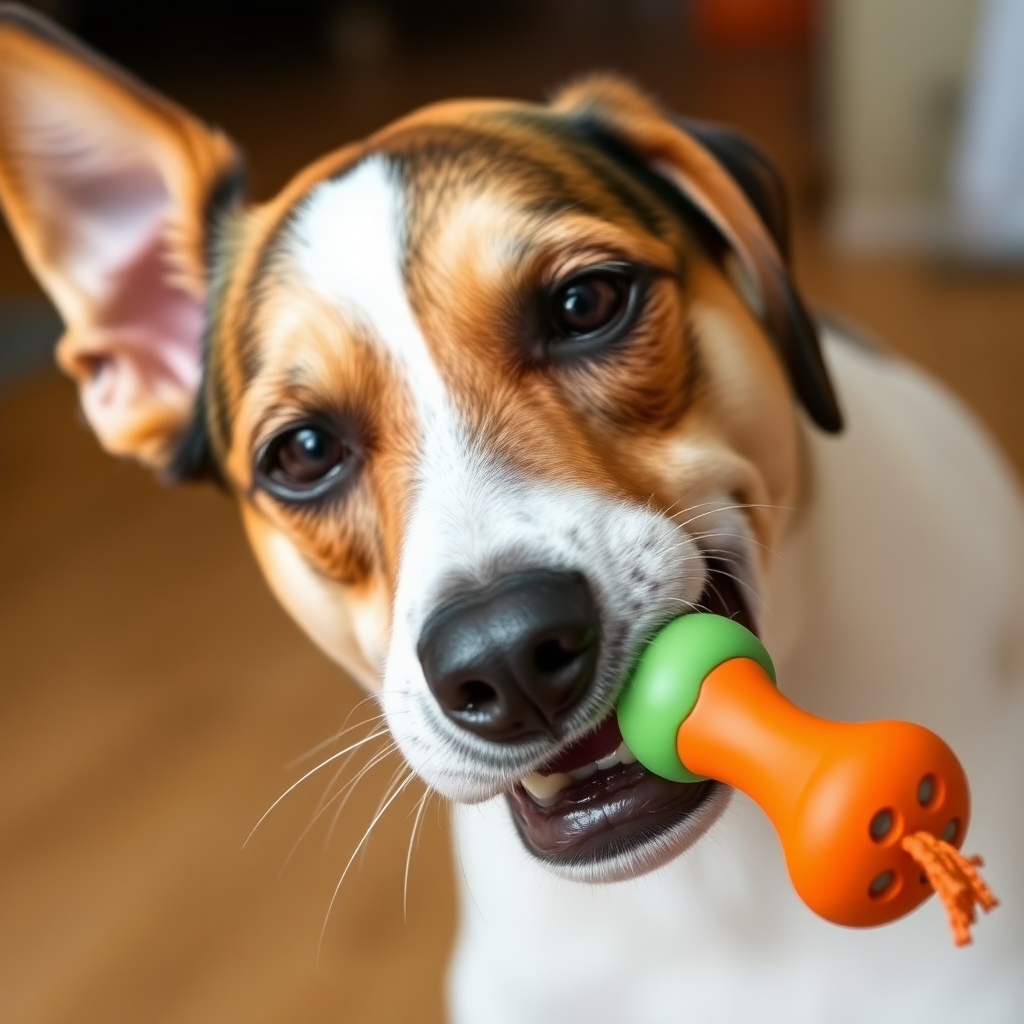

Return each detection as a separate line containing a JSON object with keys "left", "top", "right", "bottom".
{"left": 507, "top": 565, "right": 753, "bottom": 876}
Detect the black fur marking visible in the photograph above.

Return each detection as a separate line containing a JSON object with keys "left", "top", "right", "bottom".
{"left": 569, "top": 115, "right": 734, "bottom": 268}
{"left": 506, "top": 111, "right": 672, "bottom": 236}
{"left": 165, "top": 161, "right": 247, "bottom": 485}
{"left": 771, "top": 270, "right": 843, "bottom": 433}
{"left": 165, "top": 380, "right": 224, "bottom": 485}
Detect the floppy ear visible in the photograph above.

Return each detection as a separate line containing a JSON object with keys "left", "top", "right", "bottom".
{"left": 674, "top": 117, "right": 792, "bottom": 266}
{"left": 0, "top": 5, "right": 243, "bottom": 469}
{"left": 551, "top": 77, "right": 842, "bottom": 433}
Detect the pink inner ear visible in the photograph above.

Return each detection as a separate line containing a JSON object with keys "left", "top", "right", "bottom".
{"left": 9, "top": 75, "right": 207, "bottom": 456}
{"left": 91, "top": 229, "right": 205, "bottom": 393}
{"left": 51, "top": 153, "right": 204, "bottom": 388}
{"left": 73, "top": 227, "right": 205, "bottom": 454}
{"left": 66, "top": 204, "right": 206, "bottom": 456}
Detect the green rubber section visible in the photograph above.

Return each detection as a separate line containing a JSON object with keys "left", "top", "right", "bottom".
{"left": 617, "top": 614, "right": 776, "bottom": 783}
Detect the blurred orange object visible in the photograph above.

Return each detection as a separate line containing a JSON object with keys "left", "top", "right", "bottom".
{"left": 689, "top": 0, "right": 812, "bottom": 49}
{"left": 676, "top": 656, "right": 992, "bottom": 935}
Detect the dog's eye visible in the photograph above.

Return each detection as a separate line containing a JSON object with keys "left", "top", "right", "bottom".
{"left": 547, "top": 266, "right": 639, "bottom": 351}
{"left": 275, "top": 428, "right": 343, "bottom": 483}
{"left": 256, "top": 425, "right": 352, "bottom": 500}
{"left": 554, "top": 275, "right": 627, "bottom": 334}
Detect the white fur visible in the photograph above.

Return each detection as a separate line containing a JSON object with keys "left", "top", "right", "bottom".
{"left": 290, "top": 156, "right": 448, "bottom": 415}
{"left": 447, "top": 330, "right": 1024, "bottom": 1023}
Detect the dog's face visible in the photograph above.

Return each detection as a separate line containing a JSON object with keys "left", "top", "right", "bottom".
{"left": 0, "top": 9, "right": 840, "bottom": 880}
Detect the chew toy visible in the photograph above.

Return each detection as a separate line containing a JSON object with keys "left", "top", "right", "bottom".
{"left": 616, "top": 614, "right": 998, "bottom": 945}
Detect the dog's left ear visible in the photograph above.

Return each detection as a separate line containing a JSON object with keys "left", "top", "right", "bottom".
{"left": 0, "top": 6, "right": 243, "bottom": 470}
{"left": 552, "top": 77, "right": 842, "bottom": 433}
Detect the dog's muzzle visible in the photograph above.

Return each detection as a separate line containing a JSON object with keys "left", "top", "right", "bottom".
{"left": 412, "top": 565, "right": 742, "bottom": 881}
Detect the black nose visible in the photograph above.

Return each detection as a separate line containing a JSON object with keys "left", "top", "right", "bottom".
{"left": 417, "top": 570, "right": 600, "bottom": 742}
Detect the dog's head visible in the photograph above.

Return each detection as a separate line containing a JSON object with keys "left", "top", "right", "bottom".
{"left": 0, "top": 8, "right": 841, "bottom": 881}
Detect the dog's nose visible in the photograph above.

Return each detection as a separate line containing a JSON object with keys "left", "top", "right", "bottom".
{"left": 417, "top": 570, "right": 600, "bottom": 741}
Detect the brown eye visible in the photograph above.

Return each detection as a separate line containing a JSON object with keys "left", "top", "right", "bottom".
{"left": 552, "top": 271, "right": 631, "bottom": 337}
{"left": 257, "top": 425, "right": 351, "bottom": 499}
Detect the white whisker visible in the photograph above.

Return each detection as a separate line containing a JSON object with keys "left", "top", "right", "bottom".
{"left": 287, "top": 701, "right": 387, "bottom": 769}
{"left": 277, "top": 734, "right": 395, "bottom": 877}
{"left": 404, "top": 788, "right": 431, "bottom": 922}
{"left": 324, "top": 741, "right": 401, "bottom": 848}
{"left": 318, "top": 772, "right": 417, "bottom": 959}
{"left": 243, "top": 728, "right": 389, "bottom": 848}
{"left": 671, "top": 502, "right": 787, "bottom": 530}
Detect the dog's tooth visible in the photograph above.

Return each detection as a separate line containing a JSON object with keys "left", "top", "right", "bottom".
{"left": 520, "top": 770, "right": 572, "bottom": 806}
{"left": 521, "top": 739, "right": 636, "bottom": 805}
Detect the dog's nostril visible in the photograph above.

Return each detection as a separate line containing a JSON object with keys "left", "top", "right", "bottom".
{"left": 534, "top": 637, "right": 585, "bottom": 675}
{"left": 457, "top": 680, "right": 498, "bottom": 714}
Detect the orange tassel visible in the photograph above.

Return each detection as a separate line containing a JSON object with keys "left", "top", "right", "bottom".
{"left": 901, "top": 831, "right": 999, "bottom": 946}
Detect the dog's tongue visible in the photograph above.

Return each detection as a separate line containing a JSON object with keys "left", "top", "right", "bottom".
{"left": 542, "top": 714, "right": 623, "bottom": 774}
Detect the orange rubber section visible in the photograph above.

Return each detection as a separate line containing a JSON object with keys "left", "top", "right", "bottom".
{"left": 676, "top": 657, "right": 971, "bottom": 928}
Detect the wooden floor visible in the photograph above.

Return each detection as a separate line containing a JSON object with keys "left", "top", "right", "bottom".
{"left": 2, "top": 12, "right": 1023, "bottom": 1024}
{"left": 0, "top": 373, "right": 457, "bottom": 1023}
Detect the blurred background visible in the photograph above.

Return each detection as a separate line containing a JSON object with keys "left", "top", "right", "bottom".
{"left": 2, "top": 1, "right": 1022, "bottom": 1021}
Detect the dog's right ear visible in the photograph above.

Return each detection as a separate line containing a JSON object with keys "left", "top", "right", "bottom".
{"left": 673, "top": 118, "right": 792, "bottom": 267}
{"left": 0, "top": 5, "right": 242, "bottom": 470}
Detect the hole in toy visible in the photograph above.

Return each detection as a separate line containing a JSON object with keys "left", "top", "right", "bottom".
{"left": 868, "top": 870, "right": 897, "bottom": 899}
{"left": 869, "top": 808, "right": 894, "bottom": 842}
{"left": 942, "top": 818, "right": 960, "bottom": 844}
{"left": 917, "top": 773, "right": 943, "bottom": 809}
{"left": 917, "top": 775, "right": 935, "bottom": 806}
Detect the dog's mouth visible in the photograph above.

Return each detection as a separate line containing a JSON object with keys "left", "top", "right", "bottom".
{"left": 507, "top": 567, "right": 752, "bottom": 876}
{"left": 508, "top": 714, "right": 718, "bottom": 873}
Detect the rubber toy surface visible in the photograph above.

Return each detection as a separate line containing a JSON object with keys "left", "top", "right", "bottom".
{"left": 617, "top": 614, "right": 997, "bottom": 944}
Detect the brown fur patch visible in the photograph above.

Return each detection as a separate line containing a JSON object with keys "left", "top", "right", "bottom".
{"left": 223, "top": 284, "right": 420, "bottom": 592}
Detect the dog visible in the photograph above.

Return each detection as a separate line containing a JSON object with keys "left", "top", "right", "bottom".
{"left": 1, "top": 7, "right": 1022, "bottom": 1021}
